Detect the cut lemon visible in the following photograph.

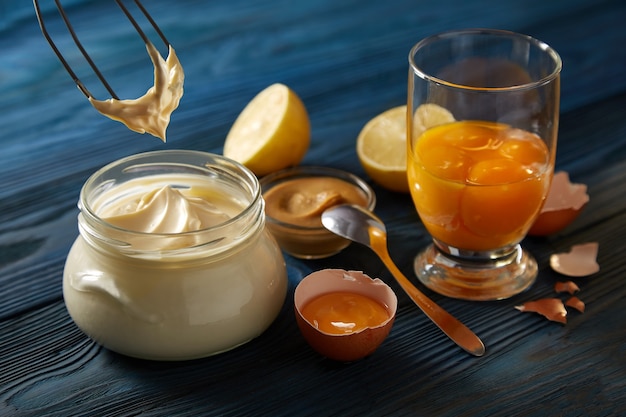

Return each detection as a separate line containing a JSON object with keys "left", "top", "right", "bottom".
{"left": 356, "top": 106, "right": 409, "bottom": 193}
{"left": 224, "top": 83, "right": 310, "bottom": 176}
{"left": 356, "top": 104, "right": 455, "bottom": 193}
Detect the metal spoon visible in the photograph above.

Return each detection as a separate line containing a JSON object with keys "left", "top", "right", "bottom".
{"left": 321, "top": 204, "right": 486, "bottom": 357}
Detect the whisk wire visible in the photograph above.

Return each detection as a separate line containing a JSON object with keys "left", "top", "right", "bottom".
{"left": 116, "top": 0, "right": 170, "bottom": 49}
{"left": 33, "top": 0, "right": 170, "bottom": 100}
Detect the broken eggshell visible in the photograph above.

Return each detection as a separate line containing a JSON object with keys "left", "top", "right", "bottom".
{"left": 528, "top": 171, "right": 589, "bottom": 236}
{"left": 294, "top": 269, "right": 397, "bottom": 362}
{"left": 554, "top": 281, "right": 580, "bottom": 295}
{"left": 515, "top": 298, "right": 567, "bottom": 324}
{"left": 565, "top": 296, "right": 586, "bottom": 313}
{"left": 550, "top": 242, "right": 600, "bottom": 277}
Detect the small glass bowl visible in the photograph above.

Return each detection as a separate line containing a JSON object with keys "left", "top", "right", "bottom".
{"left": 260, "top": 166, "right": 376, "bottom": 259}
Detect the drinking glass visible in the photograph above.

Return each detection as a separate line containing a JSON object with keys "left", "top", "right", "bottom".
{"left": 407, "top": 29, "right": 562, "bottom": 300}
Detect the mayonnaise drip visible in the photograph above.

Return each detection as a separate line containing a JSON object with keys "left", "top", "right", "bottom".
{"left": 88, "top": 42, "right": 184, "bottom": 142}
{"left": 100, "top": 185, "right": 229, "bottom": 234}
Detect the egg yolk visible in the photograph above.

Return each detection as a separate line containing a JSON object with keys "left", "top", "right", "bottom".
{"left": 300, "top": 292, "right": 390, "bottom": 335}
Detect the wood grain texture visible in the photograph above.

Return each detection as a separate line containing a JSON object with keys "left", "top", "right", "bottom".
{"left": 1, "top": 0, "right": 625, "bottom": 416}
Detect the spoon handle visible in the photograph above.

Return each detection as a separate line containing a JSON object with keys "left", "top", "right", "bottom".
{"left": 377, "top": 247, "right": 486, "bottom": 357}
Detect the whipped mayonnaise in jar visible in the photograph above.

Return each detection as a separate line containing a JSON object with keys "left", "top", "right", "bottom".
{"left": 63, "top": 150, "right": 287, "bottom": 360}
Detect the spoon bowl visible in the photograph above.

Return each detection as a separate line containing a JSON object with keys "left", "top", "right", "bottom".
{"left": 322, "top": 204, "right": 485, "bottom": 357}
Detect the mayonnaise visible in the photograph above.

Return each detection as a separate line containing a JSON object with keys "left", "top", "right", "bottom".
{"left": 63, "top": 151, "right": 287, "bottom": 360}
{"left": 100, "top": 184, "right": 230, "bottom": 234}
{"left": 90, "top": 174, "right": 239, "bottom": 251}
{"left": 88, "top": 42, "right": 184, "bottom": 142}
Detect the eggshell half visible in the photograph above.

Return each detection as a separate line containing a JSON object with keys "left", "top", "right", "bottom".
{"left": 294, "top": 269, "right": 397, "bottom": 362}
{"left": 528, "top": 171, "right": 589, "bottom": 236}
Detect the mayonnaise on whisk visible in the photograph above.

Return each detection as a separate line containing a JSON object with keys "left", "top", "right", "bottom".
{"left": 88, "top": 42, "right": 184, "bottom": 142}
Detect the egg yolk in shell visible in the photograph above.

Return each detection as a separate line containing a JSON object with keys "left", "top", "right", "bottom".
{"left": 300, "top": 292, "right": 390, "bottom": 335}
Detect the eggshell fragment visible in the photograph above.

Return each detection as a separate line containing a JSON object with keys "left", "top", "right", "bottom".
{"left": 528, "top": 171, "right": 589, "bottom": 236}
{"left": 554, "top": 281, "right": 580, "bottom": 294}
{"left": 550, "top": 242, "right": 600, "bottom": 277}
{"left": 565, "top": 296, "right": 586, "bottom": 313}
{"left": 515, "top": 298, "right": 567, "bottom": 324}
{"left": 294, "top": 269, "right": 397, "bottom": 362}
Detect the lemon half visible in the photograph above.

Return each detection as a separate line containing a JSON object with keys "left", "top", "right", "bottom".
{"left": 224, "top": 83, "right": 310, "bottom": 177}
{"left": 356, "top": 106, "right": 409, "bottom": 193}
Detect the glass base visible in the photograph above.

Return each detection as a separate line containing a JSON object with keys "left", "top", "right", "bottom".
{"left": 413, "top": 243, "right": 537, "bottom": 301}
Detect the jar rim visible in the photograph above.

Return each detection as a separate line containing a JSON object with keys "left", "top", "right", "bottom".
{"left": 79, "top": 150, "right": 262, "bottom": 238}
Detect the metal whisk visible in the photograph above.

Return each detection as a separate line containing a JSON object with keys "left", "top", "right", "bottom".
{"left": 33, "top": 0, "right": 170, "bottom": 100}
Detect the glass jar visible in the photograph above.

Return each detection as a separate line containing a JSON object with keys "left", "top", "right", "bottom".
{"left": 63, "top": 150, "right": 287, "bottom": 361}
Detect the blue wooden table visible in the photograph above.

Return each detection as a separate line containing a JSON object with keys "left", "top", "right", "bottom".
{"left": 1, "top": 0, "right": 625, "bottom": 416}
